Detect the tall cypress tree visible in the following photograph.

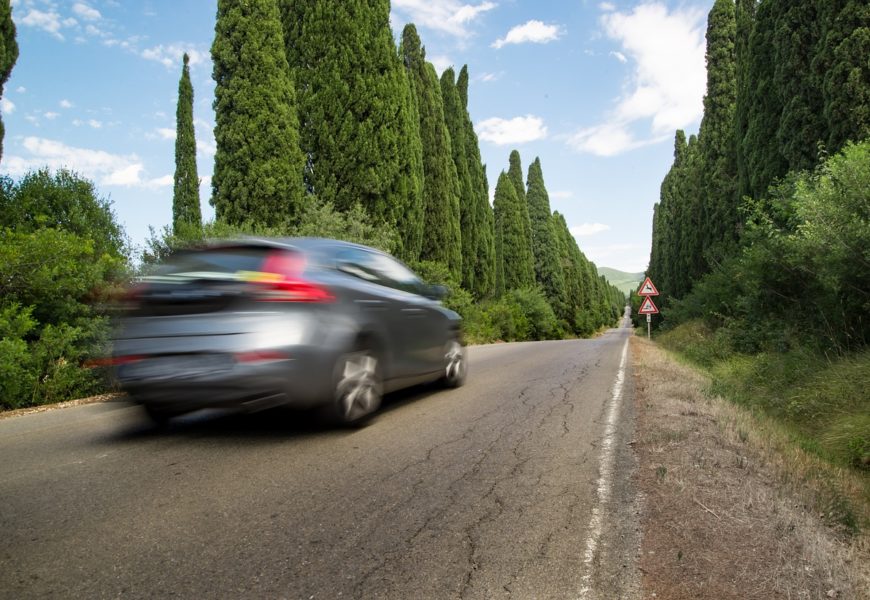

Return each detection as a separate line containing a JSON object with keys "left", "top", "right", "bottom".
{"left": 697, "top": 0, "right": 738, "bottom": 261}
{"left": 458, "top": 66, "right": 496, "bottom": 298}
{"left": 441, "top": 67, "right": 476, "bottom": 291}
{"left": 280, "top": 0, "right": 424, "bottom": 259}
{"left": 172, "top": 53, "right": 201, "bottom": 232}
{"left": 526, "top": 158, "right": 566, "bottom": 314}
{"left": 211, "top": 0, "right": 305, "bottom": 227}
{"left": 816, "top": 0, "right": 870, "bottom": 151}
{"left": 734, "top": 0, "right": 755, "bottom": 201}
{"left": 0, "top": 0, "right": 17, "bottom": 164}
{"left": 506, "top": 150, "right": 534, "bottom": 280}
{"left": 493, "top": 171, "right": 534, "bottom": 291}
{"left": 401, "top": 25, "right": 461, "bottom": 278}
{"left": 773, "top": 1, "right": 825, "bottom": 173}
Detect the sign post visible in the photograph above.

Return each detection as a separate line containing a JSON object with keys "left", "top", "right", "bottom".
{"left": 636, "top": 278, "right": 660, "bottom": 340}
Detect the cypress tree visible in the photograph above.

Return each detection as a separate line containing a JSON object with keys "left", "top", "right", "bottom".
{"left": 772, "top": 1, "right": 825, "bottom": 173}
{"left": 458, "top": 66, "right": 496, "bottom": 298}
{"left": 506, "top": 150, "right": 534, "bottom": 279}
{"left": 172, "top": 53, "right": 201, "bottom": 232}
{"left": 734, "top": 0, "right": 755, "bottom": 201}
{"left": 526, "top": 158, "right": 566, "bottom": 314}
{"left": 0, "top": 0, "right": 17, "bottom": 163}
{"left": 441, "top": 67, "right": 476, "bottom": 290}
{"left": 816, "top": 0, "right": 870, "bottom": 151}
{"left": 493, "top": 171, "right": 534, "bottom": 292}
{"left": 742, "top": 0, "right": 788, "bottom": 199}
{"left": 401, "top": 25, "right": 462, "bottom": 278}
{"left": 697, "top": 0, "right": 739, "bottom": 260}
{"left": 280, "top": 1, "right": 424, "bottom": 259}
{"left": 211, "top": 0, "right": 305, "bottom": 227}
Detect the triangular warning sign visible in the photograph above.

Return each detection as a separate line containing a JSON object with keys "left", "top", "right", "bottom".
{"left": 638, "top": 296, "right": 659, "bottom": 315}
{"left": 637, "top": 277, "right": 659, "bottom": 296}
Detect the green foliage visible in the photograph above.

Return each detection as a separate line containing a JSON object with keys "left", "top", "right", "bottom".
{"left": 0, "top": 172, "right": 128, "bottom": 410}
{"left": 0, "top": 0, "right": 17, "bottom": 162}
{"left": 173, "top": 53, "right": 202, "bottom": 232}
{"left": 400, "top": 25, "right": 462, "bottom": 279}
{"left": 281, "top": 0, "right": 424, "bottom": 260}
{"left": 659, "top": 321, "right": 870, "bottom": 470}
{"left": 141, "top": 198, "right": 399, "bottom": 268}
{"left": 458, "top": 65, "right": 496, "bottom": 299}
{"left": 441, "top": 67, "right": 477, "bottom": 292}
{"left": 526, "top": 158, "right": 566, "bottom": 316}
{"left": 211, "top": 0, "right": 305, "bottom": 227}
{"left": 0, "top": 170, "right": 127, "bottom": 259}
{"left": 493, "top": 171, "right": 534, "bottom": 292}
{"left": 507, "top": 150, "right": 534, "bottom": 267}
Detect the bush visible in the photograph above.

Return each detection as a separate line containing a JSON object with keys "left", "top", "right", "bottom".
{"left": 0, "top": 171, "right": 128, "bottom": 410}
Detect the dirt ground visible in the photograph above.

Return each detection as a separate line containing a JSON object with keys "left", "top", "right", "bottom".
{"left": 630, "top": 336, "right": 869, "bottom": 600}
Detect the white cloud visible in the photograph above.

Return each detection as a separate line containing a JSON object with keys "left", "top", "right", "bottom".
{"left": 599, "top": 2, "right": 616, "bottom": 11}
{"left": 568, "top": 2, "right": 706, "bottom": 157}
{"left": 20, "top": 9, "right": 66, "bottom": 40}
{"left": 492, "top": 20, "right": 563, "bottom": 49}
{"left": 476, "top": 115, "right": 547, "bottom": 146}
{"left": 44, "top": 111, "right": 60, "bottom": 120}
{"left": 1, "top": 98, "right": 14, "bottom": 114}
{"left": 197, "top": 138, "right": 216, "bottom": 157}
{"left": 141, "top": 44, "right": 207, "bottom": 69}
{"left": 145, "top": 174, "right": 174, "bottom": 189}
{"left": 391, "top": 0, "right": 496, "bottom": 38}
{"left": 156, "top": 128, "right": 176, "bottom": 140}
{"left": 578, "top": 242, "right": 648, "bottom": 272}
{"left": 87, "top": 119, "right": 102, "bottom": 129}
{"left": 610, "top": 51, "right": 627, "bottom": 63}
{"left": 429, "top": 55, "right": 453, "bottom": 76}
{"left": 478, "top": 72, "right": 500, "bottom": 83}
{"left": 60, "top": 99, "right": 73, "bottom": 109}
{"left": 3, "top": 137, "right": 148, "bottom": 188}
{"left": 550, "top": 190, "right": 573, "bottom": 200}
{"left": 72, "top": 3, "right": 102, "bottom": 21}
{"left": 16, "top": 86, "right": 26, "bottom": 94}
{"left": 571, "top": 223, "right": 611, "bottom": 237}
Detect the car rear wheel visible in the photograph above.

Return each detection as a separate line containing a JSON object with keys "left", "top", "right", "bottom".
{"left": 326, "top": 346, "right": 382, "bottom": 426}
{"left": 143, "top": 404, "right": 177, "bottom": 428}
{"left": 440, "top": 338, "right": 467, "bottom": 388}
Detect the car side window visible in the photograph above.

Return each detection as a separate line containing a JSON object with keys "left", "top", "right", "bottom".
{"left": 335, "top": 248, "right": 423, "bottom": 295}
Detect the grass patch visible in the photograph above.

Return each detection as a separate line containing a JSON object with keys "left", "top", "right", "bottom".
{"left": 658, "top": 321, "right": 870, "bottom": 472}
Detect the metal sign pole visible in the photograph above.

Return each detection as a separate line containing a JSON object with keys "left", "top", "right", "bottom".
{"left": 647, "top": 313, "right": 651, "bottom": 339}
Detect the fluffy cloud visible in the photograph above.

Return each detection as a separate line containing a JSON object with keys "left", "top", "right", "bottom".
{"left": 492, "top": 20, "right": 563, "bottom": 49}
{"left": 60, "top": 99, "right": 74, "bottom": 109}
{"left": 570, "top": 223, "right": 611, "bottom": 237}
{"left": 391, "top": 0, "right": 496, "bottom": 38}
{"left": 1, "top": 98, "right": 14, "bottom": 114}
{"left": 19, "top": 9, "right": 73, "bottom": 40}
{"left": 141, "top": 44, "right": 207, "bottom": 69}
{"left": 569, "top": 2, "right": 706, "bottom": 156}
{"left": 476, "top": 115, "right": 547, "bottom": 146}
{"left": 429, "top": 55, "right": 453, "bottom": 76}
{"left": 72, "top": 3, "right": 102, "bottom": 21}
{"left": 3, "top": 137, "right": 149, "bottom": 188}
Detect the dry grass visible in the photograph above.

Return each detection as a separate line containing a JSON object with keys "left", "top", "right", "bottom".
{"left": 631, "top": 336, "right": 869, "bottom": 600}
{"left": 0, "top": 392, "right": 123, "bottom": 420}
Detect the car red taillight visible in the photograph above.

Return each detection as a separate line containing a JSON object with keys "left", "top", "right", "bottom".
{"left": 252, "top": 250, "right": 334, "bottom": 303}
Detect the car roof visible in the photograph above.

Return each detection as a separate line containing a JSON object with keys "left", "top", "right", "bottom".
{"left": 200, "top": 236, "right": 386, "bottom": 256}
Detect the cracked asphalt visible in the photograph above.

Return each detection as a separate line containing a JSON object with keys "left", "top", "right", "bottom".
{"left": 0, "top": 324, "right": 638, "bottom": 599}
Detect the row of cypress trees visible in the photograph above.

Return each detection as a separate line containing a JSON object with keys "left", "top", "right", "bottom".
{"left": 648, "top": 0, "right": 869, "bottom": 307}
{"left": 171, "top": 0, "right": 624, "bottom": 334}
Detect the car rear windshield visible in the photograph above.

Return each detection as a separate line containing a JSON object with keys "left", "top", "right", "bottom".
{"left": 149, "top": 246, "right": 286, "bottom": 281}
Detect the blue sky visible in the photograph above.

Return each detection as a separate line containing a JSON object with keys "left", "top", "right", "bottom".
{"left": 3, "top": 0, "right": 713, "bottom": 273}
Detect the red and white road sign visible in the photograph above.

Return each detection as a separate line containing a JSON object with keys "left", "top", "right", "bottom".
{"left": 638, "top": 296, "right": 659, "bottom": 315}
{"left": 637, "top": 277, "right": 659, "bottom": 296}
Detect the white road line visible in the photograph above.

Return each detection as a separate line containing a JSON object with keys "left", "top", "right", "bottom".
{"left": 578, "top": 337, "right": 629, "bottom": 599}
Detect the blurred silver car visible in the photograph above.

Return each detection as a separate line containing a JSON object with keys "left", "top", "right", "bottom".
{"left": 113, "top": 238, "right": 466, "bottom": 426}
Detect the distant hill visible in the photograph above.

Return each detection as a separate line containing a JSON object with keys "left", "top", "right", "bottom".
{"left": 598, "top": 267, "right": 645, "bottom": 297}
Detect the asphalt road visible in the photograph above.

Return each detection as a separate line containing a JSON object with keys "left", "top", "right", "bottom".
{"left": 0, "top": 322, "right": 639, "bottom": 600}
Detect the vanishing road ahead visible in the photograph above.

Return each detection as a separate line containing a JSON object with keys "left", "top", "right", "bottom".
{"left": 1, "top": 321, "right": 639, "bottom": 599}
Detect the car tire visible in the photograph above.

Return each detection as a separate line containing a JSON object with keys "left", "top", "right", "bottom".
{"left": 324, "top": 344, "right": 383, "bottom": 427}
{"left": 440, "top": 337, "right": 467, "bottom": 388}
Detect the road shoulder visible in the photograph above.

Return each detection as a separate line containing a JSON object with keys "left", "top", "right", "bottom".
{"left": 630, "top": 336, "right": 869, "bottom": 599}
